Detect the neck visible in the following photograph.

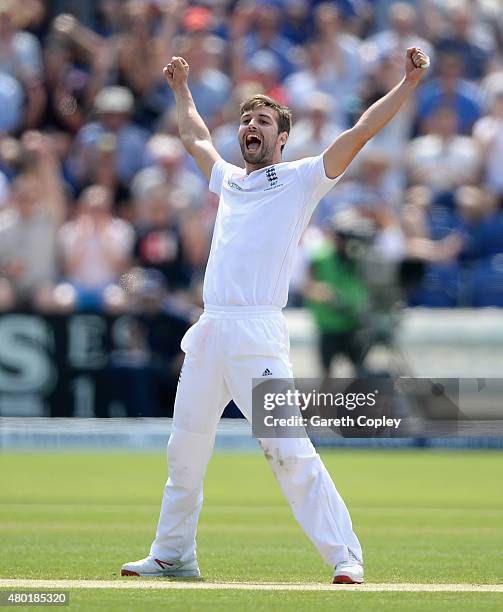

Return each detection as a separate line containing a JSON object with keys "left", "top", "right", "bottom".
{"left": 245, "top": 153, "right": 282, "bottom": 175}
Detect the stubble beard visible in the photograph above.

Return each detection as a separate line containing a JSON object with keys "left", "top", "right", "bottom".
{"left": 239, "top": 138, "right": 274, "bottom": 166}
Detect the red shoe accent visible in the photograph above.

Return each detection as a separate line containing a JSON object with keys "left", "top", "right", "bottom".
{"left": 155, "top": 559, "right": 174, "bottom": 569}
{"left": 332, "top": 575, "right": 362, "bottom": 584}
{"left": 121, "top": 569, "right": 140, "bottom": 576}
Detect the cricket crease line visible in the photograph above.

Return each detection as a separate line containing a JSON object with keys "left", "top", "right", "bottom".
{"left": 1, "top": 580, "right": 503, "bottom": 592}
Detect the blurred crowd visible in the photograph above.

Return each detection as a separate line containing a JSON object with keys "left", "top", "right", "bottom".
{"left": 1, "top": 0, "right": 503, "bottom": 317}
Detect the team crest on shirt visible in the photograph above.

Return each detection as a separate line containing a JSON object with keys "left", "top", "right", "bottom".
{"left": 264, "top": 166, "right": 283, "bottom": 191}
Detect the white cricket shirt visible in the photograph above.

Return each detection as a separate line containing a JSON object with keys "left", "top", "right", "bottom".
{"left": 205, "top": 154, "right": 343, "bottom": 308}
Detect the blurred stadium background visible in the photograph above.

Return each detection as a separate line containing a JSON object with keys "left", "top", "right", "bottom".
{"left": 0, "top": 0, "right": 502, "bottom": 437}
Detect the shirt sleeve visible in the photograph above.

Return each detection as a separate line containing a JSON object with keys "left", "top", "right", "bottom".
{"left": 292, "top": 154, "right": 346, "bottom": 217}
{"left": 209, "top": 158, "right": 237, "bottom": 195}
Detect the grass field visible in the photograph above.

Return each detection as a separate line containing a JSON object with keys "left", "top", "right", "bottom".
{"left": 1, "top": 449, "right": 503, "bottom": 610}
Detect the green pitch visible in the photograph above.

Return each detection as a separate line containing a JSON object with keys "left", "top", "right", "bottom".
{"left": 1, "top": 449, "right": 502, "bottom": 610}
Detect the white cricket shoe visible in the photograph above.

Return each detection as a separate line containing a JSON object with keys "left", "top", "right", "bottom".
{"left": 332, "top": 550, "right": 364, "bottom": 584}
{"left": 121, "top": 555, "right": 201, "bottom": 578}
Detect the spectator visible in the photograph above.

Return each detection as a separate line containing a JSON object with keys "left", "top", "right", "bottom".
{"left": 284, "top": 91, "right": 343, "bottom": 161}
{"left": 317, "top": 148, "right": 401, "bottom": 226}
{"left": 473, "top": 87, "right": 503, "bottom": 200}
{"left": 237, "top": 2, "right": 299, "bottom": 80}
{"left": 313, "top": 2, "right": 365, "bottom": 115}
{"left": 108, "top": 1, "right": 183, "bottom": 127}
{"left": 284, "top": 39, "right": 353, "bottom": 127}
{"left": 0, "top": 132, "right": 65, "bottom": 310}
{"left": 133, "top": 134, "right": 206, "bottom": 211}
{"left": 0, "top": 0, "right": 46, "bottom": 133}
{"left": 170, "top": 33, "right": 231, "bottom": 127}
{"left": 115, "top": 1, "right": 158, "bottom": 99}
{"left": 57, "top": 185, "right": 134, "bottom": 311}
{"left": 416, "top": 52, "right": 483, "bottom": 134}
{"left": 400, "top": 186, "right": 464, "bottom": 263}
{"left": 41, "top": 40, "right": 80, "bottom": 133}
{"left": 281, "top": 0, "right": 313, "bottom": 45}
{"left": 69, "top": 85, "right": 148, "bottom": 188}
{"left": 95, "top": 0, "right": 124, "bottom": 38}
{"left": 41, "top": 20, "right": 102, "bottom": 135}
{"left": 132, "top": 185, "right": 191, "bottom": 293}
{"left": 246, "top": 50, "right": 289, "bottom": 105}
{"left": 362, "top": 2, "right": 433, "bottom": 71}
{"left": 400, "top": 185, "right": 465, "bottom": 306}
{"left": 178, "top": 209, "right": 212, "bottom": 306}
{"left": 406, "top": 105, "right": 482, "bottom": 195}
{"left": 0, "top": 0, "right": 43, "bottom": 79}
{"left": 433, "top": 0, "right": 494, "bottom": 80}
{"left": 454, "top": 185, "right": 497, "bottom": 260}
{"left": 110, "top": 268, "right": 198, "bottom": 417}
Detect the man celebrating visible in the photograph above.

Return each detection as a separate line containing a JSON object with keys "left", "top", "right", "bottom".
{"left": 122, "top": 47, "right": 430, "bottom": 584}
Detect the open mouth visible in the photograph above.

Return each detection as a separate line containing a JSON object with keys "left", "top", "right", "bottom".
{"left": 245, "top": 133, "right": 262, "bottom": 153}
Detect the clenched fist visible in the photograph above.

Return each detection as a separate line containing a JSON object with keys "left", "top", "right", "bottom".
{"left": 405, "top": 47, "right": 430, "bottom": 85}
{"left": 163, "top": 56, "right": 190, "bottom": 91}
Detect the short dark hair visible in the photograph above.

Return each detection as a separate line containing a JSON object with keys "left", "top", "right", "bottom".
{"left": 240, "top": 95, "right": 292, "bottom": 151}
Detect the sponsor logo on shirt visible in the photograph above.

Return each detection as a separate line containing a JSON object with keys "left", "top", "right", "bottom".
{"left": 227, "top": 180, "right": 244, "bottom": 191}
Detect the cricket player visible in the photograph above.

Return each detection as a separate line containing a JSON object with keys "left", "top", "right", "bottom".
{"left": 121, "top": 47, "right": 430, "bottom": 584}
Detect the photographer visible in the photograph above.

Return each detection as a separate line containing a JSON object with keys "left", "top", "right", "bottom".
{"left": 303, "top": 211, "right": 371, "bottom": 380}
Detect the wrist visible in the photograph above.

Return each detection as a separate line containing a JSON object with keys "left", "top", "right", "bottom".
{"left": 404, "top": 73, "right": 421, "bottom": 88}
{"left": 173, "top": 82, "right": 191, "bottom": 102}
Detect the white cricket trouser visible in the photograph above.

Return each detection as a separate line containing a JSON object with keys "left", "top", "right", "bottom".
{"left": 150, "top": 305, "right": 362, "bottom": 567}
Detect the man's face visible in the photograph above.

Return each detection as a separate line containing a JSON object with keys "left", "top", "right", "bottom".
{"left": 100, "top": 111, "right": 128, "bottom": 132}
{"left": 80, "top": 186, "right": 111, "bottom": 218}
{"left": 238, "top": 106, "right": 284, "bottom": 165}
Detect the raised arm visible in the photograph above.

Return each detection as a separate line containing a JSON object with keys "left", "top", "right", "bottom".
{"left": 163, "top": 57, "right": 220, "bottom": 180}
{"left": 23, "top": 131, "right": 66, "bottom": 224}
{"left": 323, "top": 47, "right": 430, "bottom": 179}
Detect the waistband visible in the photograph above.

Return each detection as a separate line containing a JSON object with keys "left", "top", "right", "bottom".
{"left": 203, "top": 304, "right": 282, "bottom": 318}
